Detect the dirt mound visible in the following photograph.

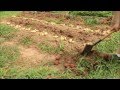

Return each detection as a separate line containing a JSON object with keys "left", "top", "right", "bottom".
{"left": 7, "top": 16, "right": 109, "bottom": 44}
{"left": 21, "top": 11, "right": 84, "bottom": 26}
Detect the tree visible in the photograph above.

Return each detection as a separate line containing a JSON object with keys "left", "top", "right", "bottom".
{"left": 111, "top": 11, "right": 120, "bottom": 30}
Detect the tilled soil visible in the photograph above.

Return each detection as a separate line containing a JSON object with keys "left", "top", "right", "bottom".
{"left": 0, "top": 11, "right": 114, "bottom": 75}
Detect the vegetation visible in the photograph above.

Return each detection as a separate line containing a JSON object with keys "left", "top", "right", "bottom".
{"left": 0, "top": 11, "right": 20, "bottom": 18}
{"left": 0, "top": 24, "right": 17, "bottom": 40}
{"left": 0, "top": 45, "right": 20, "bottom": 67}
{"left": 0, "top": 11, "right": 120, "bottom": 79}
{"left": 69, "top": 11, "right": 112, "bottom": 17}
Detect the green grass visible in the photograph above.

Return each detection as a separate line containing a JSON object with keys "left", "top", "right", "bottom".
{"left": 87, "top": 60, "right": 120, "bottom": 79}
{"left": 46, "top": 18, "right": 63, "bottom": 24}
{"left": 0, "top": 11, "right": 20, "bottom": 18}
{"left": 68, "top": 11, "right": 112, "bottom": 25}
{"left": 0, "top": 66, "right": 71, "bottom": 79}
{"left": 69, "top": 11, "right": 112, "bottom": 17}
{"left": 77, "top": 56, "right": 120, "bottom": 79}
{"left": 0, "top": 66, "right": 81, "bottom": 79}
{"left": 0, "top": 38, "right": 6, "bottom": 44}
{"left": 20, "top": 36, "right": 35, "bottom": 46}
{"left": 76, "top": 32, "right": 120, "bottom": 79}
{"left": 0, "top": 11, "right": 120, "bottom": 79}
{"left": 0, "top": 67, "right": 58, "bottom": 79}
{"left": 0, "top": 45, "right": 20, "bottom": 67}
{"left": 96, "top": 32, "right": 120, "bottom": 53}
{"left": 83, "top": 17, "right": 100, "bottom": 25}
{"left": 0, "top": 32, "right": 119, "bottom": 79}
{"left": 0, "top": 24, "right": 17, "bottom": 40}
{"left": 38, "top": 42, "right": 64, "bottom": 54}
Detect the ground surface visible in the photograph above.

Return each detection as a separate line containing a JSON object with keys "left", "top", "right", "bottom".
{"left": 0, "top": 11, "right": 120, "bottom": 79}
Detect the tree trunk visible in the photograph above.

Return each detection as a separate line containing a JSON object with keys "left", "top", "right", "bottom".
{"left": 111, "top": 11, "right": 120, "bottom": 30}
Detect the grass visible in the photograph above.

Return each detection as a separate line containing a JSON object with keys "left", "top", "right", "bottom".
{"left": 77, "top": 56, "right": 120, "bottom": 79}
{"left": 0, "top": 66, "right": 56, "bottom": 79}
{"left": 0, "top": 45, "right": 20, "bottom": 67}
{"left": 87, "top": 61, "right": 120, "bottom": 79}
{"left": 0, "top": 11, "right": 20, "bottom": 18}
{"left": 68, "top": 11, "right": 112, "bottom": 25}
{"left": 13, "top": 25, "right": 120, "bottom": 78}
{"left": 84, "top": 17, "right": 99, "bottom": 25}
{"left": 0, "top": 24, "right": 17, "bottom": 40}
{"left": 0, "top": 66, "right": 81, "bottom": 79}
{"left": 0, "top": 66, "right": 73, "bottom": 79}
{"left": 46, "top": 18, "right": 63, "bottom": 24}
{"left": 76, "top": 32, "right": 120, "bottom": 79}
{"left": 0, "top": 37, "right": 6, "bottom": 44}
{"left": 20, "top": 36, "right": 35, "bottom": 46}
{"left": 69, "top": 11, "right": 112, "bottom": 17}
{"left": 0, "top": 11, "right": 120, "bottom": 79}
{"left": 96, "top": 32, "right": 120, "bottom": 53}
{"left": 38, "top": 42, "right": 64, "bottom": 54}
